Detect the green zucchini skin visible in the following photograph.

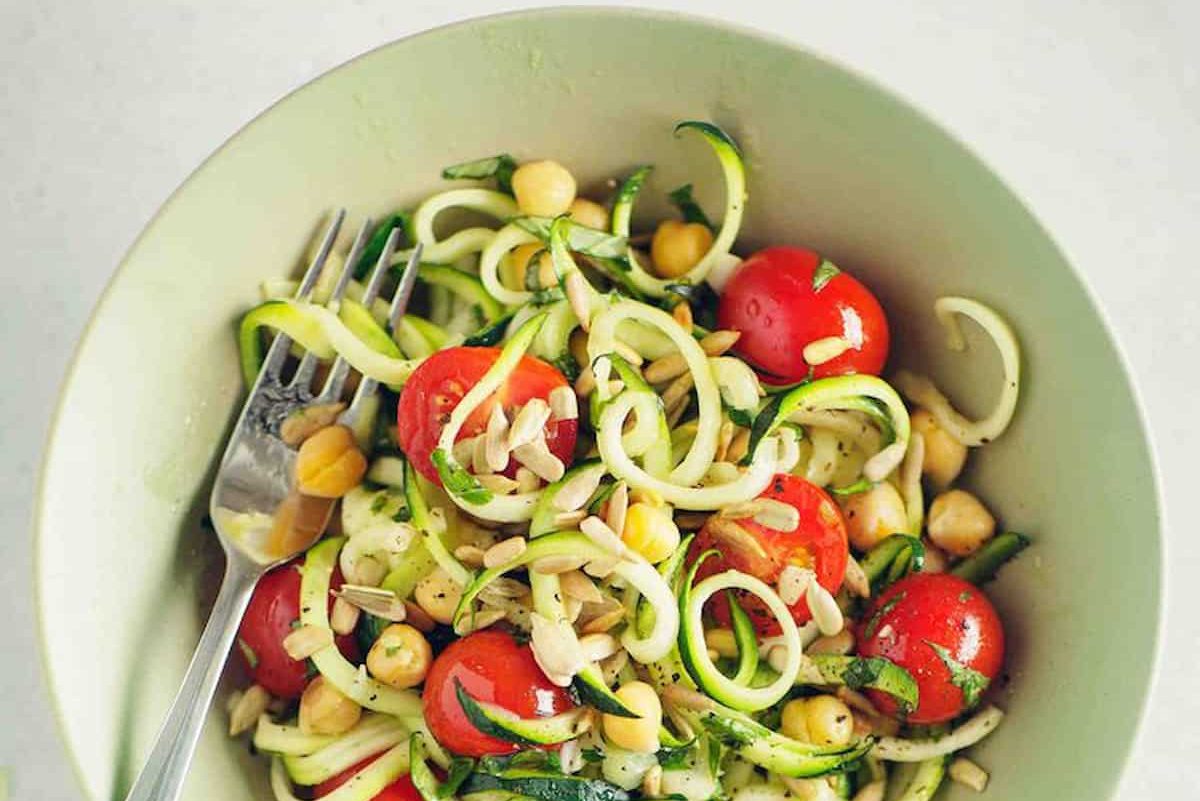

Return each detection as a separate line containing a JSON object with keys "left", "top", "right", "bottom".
{"left": 859, "top": 534, "right": 925, "bottom": 592}
{"left": 887, "top": 757, "right": 947, "bottom": 801}
{"left": 572, "top": 667, "right": 640, "bottom": 718}
{"left": 461, "top": 770, "right": 630, "bottom": 801}
{"left": 454, "top": 679, "right": 580, "bottom": 746}
{"left": 804, "top": 655, "right": 919, "bottom": 714}
{"left": 950, "top": 532, "right": 1031, "bottom": 585}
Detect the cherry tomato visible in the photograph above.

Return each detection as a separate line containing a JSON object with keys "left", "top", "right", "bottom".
{"left": 716, "top": 246, "right": 889, "bottom": 382}
{"left": 314, "top": 754, "right": 420, "bottom": 800}
{"left": 396, "top": 346, "right": 578, "bottom": 485}
{"left": 235, "top": 561, "right": 358, "bottom": 699}
{"left": 856, "top": 572, "right": 1005, "bottom": 724}
{"left": 422, "top": 629, "right": 574, "bottom": 757}
{"left": 690, "top": 474, "right": 848, "bottom": 633}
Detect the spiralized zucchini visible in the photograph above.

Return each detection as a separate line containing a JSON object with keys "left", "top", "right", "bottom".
{"left": 892, "top": 296, "right": 1020, "bottom": 447}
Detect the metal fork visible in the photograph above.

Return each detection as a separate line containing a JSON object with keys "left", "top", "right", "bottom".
{"left": 124, "top": 213, "right": 422, "bottom": 801}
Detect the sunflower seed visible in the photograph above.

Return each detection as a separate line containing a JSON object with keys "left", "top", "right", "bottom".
{"left": 718, "top": 499, "right": 764, "bottom": 520}
{"left": 565, "top": 271, "right": 593, "bottom": 331}
{"left": 280, "top": 402, "right": 347, "bottom": 446}
{"left": 228, "top": 684, "right": 272, "bottom": 737}
{"left": 661, "top": 372, "right": 695, "bottom": 410}
{"left": 513, "top": 440, "right": 565, "bottom": 483}
{"left": 453, "top": 544, "right": 486, "bottom": 568}
{"left": 482, "top": 536, "right": 528, "bottom": 569}
{"left": 579, "top": 632, "right": 621, "bottom": 662}
{"left": 642, "top": 765, "right": 663, "bottom": 798}
{"left": 777, "top": 565, "right": 815, "bottom": 606}
{"left": 702, "top": 461, "right": 741, "bottom": 486}
{"left": 515, "top": 467, "right": 541, "bottom": 493}
{"left": 665, "top": 394, "right": 692, "bottom": 428}
{"left": 530, "top": 612, "right": 586, "bottom": 685}
{"left": 672, "top": 302, "right": 694, "bottom": 332}
{"left": 485, "top": 403, "right": 511, "bottom": 472}
{"left": 600, "top": 647, "right": 630, "bottom": 685}
{"left": 583, "top": 555, "right": 621, "bottom": 579}
{"left": 581, "top": 606, "right": 626, "bottom": 634}
{"left": 508, "top": 398, "right": 552, "bottom": 450}
{"left": 282, "top": 624, "right": 334, "bottom": 661}
{"left": 554, "top": 464, "right": 607, "bottom": 511}
{"left": 477, "top": 474, "right": 521, "bottom": 495}
{"left": 471, "top": 435, "right": 491, "bottom": 474}
{"left": 777, "top": 426, "right": 801, "bottom": 472}
{"left": 699, "top": 330, "right": 741, "bottom": 356}
{"left": 604, "top": 481, "right": 629, "bottom": 539}
{"left": 725, "top": 428, "right": 750, "bottom": 463}
{"left": 553, "top": 509, "right": 588, "bottom": 529}
{"left": 715, "top": 419, "right": 735, "bottom": 462}
{"left": 808, "top": 629, "right": 856, "bottom": 656}
{"left": 575, "top": 367, "right": 597, "bottom": 398}
{"left": 560, "top": 569, "right": 604, "bottom": 604}
{"left": 560, "top": 737, "right": 584, "bottom": 775}
{"left": 453, "top": 608, "right": 507, "bottom": 635}
{"left": 337, "top": 584, "right": 408, "bottom": 621}
{"left": 564, "top": 595, "right": 583, "bottom": 623}
{"left": 803, "top": 335, "right": 852, "bottom": 366}
{"left": 753, "top": 498, "right": 801, "bottom": 532}
{"left": 329, "top": 597, "right": 361, "bottom": 636}
{"left": 531, "top": 554, "right": 589, "bottom": 574}
{"left": 948, "top": 758, "right": 989, "bottom": 793}
{"left": 843, "top": 555, "right": 870, "bottom": 598}
{"left": 478, "top": 576, "right": 531, "bottom": 601}
{"left": 580, "top": 515, "right": 625, "bottom": 556}
{"left": 643, "top": 353, "right": 688, "bottom": 384}
{"left": 549, "top": 385, "right": 579, "bottom": 421}
{"left": 806, "top": 580, "right": 844, "bottom": 636}
{"left": 613, "top": 340, "right": 644, "bottom": 367}
{"left": 863, "top": 441, "right": 906, "bottom": 482}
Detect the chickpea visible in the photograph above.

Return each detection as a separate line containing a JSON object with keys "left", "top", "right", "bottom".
{"left": 295, "top": 425, "right": 367, "bottom": 498}
{"left": 650, "top": 220, "right": 713, "bottom": 279}
{"left": 927, "top": 489, "right": 995, "bottom": 556}
{"left": 704, "top": 627, "right": 739, "bottom": 659}
{"left": 621, "top": 502, "right": 681, "bottom": 564}
{"left": 602, "top": 681, "right": 662, "bottom": 753}
{"left": 781, "top": 696, "right": 853, "bottom": 747}
{"left": 840, "top": 482, "right": 908, "bottom": 551}
{"left": 911, "top": 409, "right": 968, "bottom": 488}
{"left": 569, "top": 327, "right": 590, "bottom": 372}
{"left": 506, "top": 242, "right": 557, "bottom": 291}
{"left": 920, "top": 538, "right": 950, "bottom": 573}
{"left": 366, "top": 623, "right": 432, "bottom": 689}
{"left": 267, "top": 492, "right": 333, "bottom": 557}
{"left": 567, "top": 198, "right": 610, "bottom": 231}
{"left": 512, "top": 160, "right": 577, "bottom": 217}
{"left": 414, "top": 567, "right": 463, "bottom": 624}
{"left": 299, "top": 676, "right": 361, "bottom": 735}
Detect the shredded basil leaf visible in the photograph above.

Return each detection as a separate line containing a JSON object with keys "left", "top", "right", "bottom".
{"left": 442, "top": 153, "right": 518, "bottom": 194}
{"left": 811, "top": 258, "right": 841, "bottom": 292}
{"left": 927, "top": 642, "right": 991, "bottom": 708}
{"left": 667, "top": 183, "right": 715, "bottom": 230}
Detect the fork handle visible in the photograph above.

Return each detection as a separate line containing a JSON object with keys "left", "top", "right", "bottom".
{"left": 124, "top": 556, "right": 260, "bottom": 801}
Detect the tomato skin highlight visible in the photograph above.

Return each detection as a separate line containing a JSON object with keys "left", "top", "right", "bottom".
{"left": 422, "top": 629, "right": 575, "bottom": 757}
{"left": 396, "top": 346, "right": 577, "bottom": 485}
{"left": 235, "top": 561, "right": 358, "bottom": 699}
{"left": 856, "top": 572, "right": 1005, "bottom": 724}
{"left": 716, "top": 246, "right": 890, "bottom": 382}
{"left": 690, "top": 474, "right": 848, "bottom": 633}
{"left": 314, "top": 755, "right": 421, "bottom": 800}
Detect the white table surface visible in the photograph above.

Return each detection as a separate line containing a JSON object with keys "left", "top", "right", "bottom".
{"left": 2, "top": 1, "right": 1196, "bottom": 798}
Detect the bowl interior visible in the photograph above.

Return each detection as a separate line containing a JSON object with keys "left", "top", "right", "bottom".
{"left": 36, "top": 9, "right": 1159, "bottom": 801}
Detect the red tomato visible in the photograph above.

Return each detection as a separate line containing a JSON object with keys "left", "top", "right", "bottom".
{"left": 396, "top": 346, "right": 578, "bottom": 485}
{"left": 690, "top": 474, "right": 848, "bottom": 633}
{"left": 235, "top": 561, "right": 358, "bottom": 699}
{"left": 717, "top": 246, "right": 889, "bottom": 382}
{"left": 314, "top": 754, "right": 420, "bottom": 800}
{"left": 856, "top": 572, "right": 1005, "bottom": 724}
{"left": 422, "top": 629, "right": 574, "bottom": 757}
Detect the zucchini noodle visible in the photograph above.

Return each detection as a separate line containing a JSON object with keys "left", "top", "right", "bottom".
{"left": 900, "top": 431, "right": 925, "bottom": 536}
{"left": 282, "top": 714, "right": 408, "bottom": 785}
{"left": 411, "top": 188, "right": 517, "bottom": 252}
{"left": 892, "top": 296, "right": 1020, "bottom": 447}
{"left": 872, "top": 706, "right": 1005, "bottom": 761}
{"left": 298, "top": 538, "right": 424, "bottom": 720}
{"left": 270, "top": 758, "right": 303, "bottom": 801}
{"left": 479, "top": 223, "right": 539, "bottom": 306}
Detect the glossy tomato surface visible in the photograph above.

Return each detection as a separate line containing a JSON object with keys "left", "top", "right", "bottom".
{"left": 690, "top": 474, "right": 848, "bottom": 633}
{"left": 314, "top": 754, "right": 420, "bottom": 799}
{"left": 235, "top": 561, "right": 357, "bottom": 698}
{"left": 857, "top": 572, "right": 1005, "bottom": 724}
{"left": 396, "top": 346, "right": 577, "bottom": 484}
{"left": 717, "top": 246, "right": 889, "bottom": 382}
{"left": 422, "top": 629, "right": 574, "bottom": 757}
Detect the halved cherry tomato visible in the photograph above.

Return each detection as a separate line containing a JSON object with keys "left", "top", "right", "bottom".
{"left": 422, "top": 629, "right": 574, "bottom": 757}
{"left": 396, "top": 346, "right": 577, "bottom": 485}
{"left": 717, "top": 246, "right": 889, "bottom": 382}
{"left": 314, "top": 754, "right": 420, "bottom": 800}
{"left": 689, "top": 474, "right": 848, "bottom": 633}
{"left": 235, "top": 561, "right": 358, "bottom": 699}
{"left": 856, "top": 572, "right": 1005, "bottom": 724}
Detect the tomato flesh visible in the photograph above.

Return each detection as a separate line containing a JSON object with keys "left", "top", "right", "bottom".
{"left": 314, "top": 754, "right": 421, "bottom": 800}
{"left": 235, "top": 561, "right": 357, "bottom": 699}
{"left": 396, "top": 346, "right": 577, "bottom": 485}
{"left": 422, "top": 629, "right": 574, "bottom": 757}
{"left": 856, "top": 572, "right": 1005, "bottom": 724}
{"left": 690, "top": 474, "right": 848, "bottom": 633}
{"left": 717, "top": 246, "right": 889, "bottom": 382}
